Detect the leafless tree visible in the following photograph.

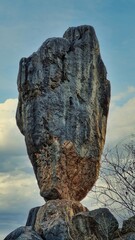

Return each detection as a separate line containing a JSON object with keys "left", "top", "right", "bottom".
{"left": 91, "top": 135, "right": 135, "bottom": 220}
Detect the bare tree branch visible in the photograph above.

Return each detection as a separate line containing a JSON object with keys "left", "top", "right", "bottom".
{"left": 90, "top": 136, "right": 135, "bottom": 219}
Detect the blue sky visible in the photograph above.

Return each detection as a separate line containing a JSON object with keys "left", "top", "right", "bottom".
{"left": 1, "top": 0, "right": 135, "bottom": 102}
{"left": 0, "top": 0, "right": 135, "bottom": 238}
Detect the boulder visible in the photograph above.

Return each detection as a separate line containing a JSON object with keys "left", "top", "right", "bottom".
{"left": 114, "top": 232, "right": 135, "bottom": 240}
{"left": 89, "top": 208, "right": 118, "bottom": 240}
{"left": 4, "top": 226, "right": 43, "bottom": 240}
{"left": 33, "top": 199, "right": 87, "bottom": 239}
{"left": 121, "top": 216, "right": 135, "bottom": 234}
{"left": 16, "top": 25, "right": 110, "bottom": 201}
{"left": 26, "top": 207, "right": 40, "bottom": 229}
{"left": 26, "top": 200, "right": 104, "bottom": 240}
{"left": 5, "top": 203, "right": 121, "bottom": 240}
{"left": 72, "top": 212, "right": 104, "bottom": 240}
{"left": 113, "top": 216, "right": 135, "bottom": 240}
{"left": 5, "top": 25, "right": 112, "bottom": 240}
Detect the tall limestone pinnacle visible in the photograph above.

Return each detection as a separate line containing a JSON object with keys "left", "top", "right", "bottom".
{"left": 16, "top": 25, "right": 110, "bottom": 202}
{"left": 5, "top": 25, "right": 135, "bottom": 240}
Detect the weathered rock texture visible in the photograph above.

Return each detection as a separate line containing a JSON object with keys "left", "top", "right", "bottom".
{"left": 121, "top": 216, "right": 135, "bottom": 234}
{"left": 89, "top": 208, "right": 119, "bottom": 240}
{"left": 16, "top": 25, "right": 110, "bottom": 201}
{"left": 4, "top": 226, "right": 43, "bottom": 240}
{"left": 114, "top": 232, "right": 135, "bottom": 240}
{"left": 26, "top": 201, "right": 105, "bottom": 240}
{"left": 33, "top": 200, "right": 89, "bottom": 239}
{"left": 114, "top": 216, "right": 135, "bottom": 240}
{"left": 33, "top": 204, "right": 133, "bottom": 240}
{"left": 5, "top": 202, "right": 135, "bottom": 240}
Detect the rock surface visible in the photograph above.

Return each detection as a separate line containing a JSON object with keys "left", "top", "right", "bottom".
{"left": 114, "top": 232, "right": 135, "bottom": 240}
{"left": 26, "top": 207, "right": 40, "bottom": 229}
{"left": 4, "top": 226, "right": 43, "bottom": 240}
{"left": 113, "top": 216, "right": 135, "bottom": 240}
{"left": 25, "top": 200, "right": 105, "bottom": 240}
{"left": 16, "top": 25, "right": 110, "bottom": 201}
{"left": 72, "top": 212, "right": 103, "bottom": 239}
{"left": 6, "top": 201, "right": 135, "bottom": 240}
{"left": 121, "top": 216, "right": 135, "bottom": 234}
{"left": 5, "top": 201, "right": 105, "bottom": 240}
{"left": 33, "top": 199, "right": 87, "bottom": 239}
{"left": 89, "top": 208, "right": 118, "bottom": 240}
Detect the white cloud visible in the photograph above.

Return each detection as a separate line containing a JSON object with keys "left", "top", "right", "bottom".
{"left": 111, "top": 85, "right": 135, "bottom": 102}
{"left": 0, "top": 170, "right": 44, "bottom": 240}
{"left": 0, "top": 98, "right": 43, "bottom": 209}
{"left": 0, "top": 99, "right": 25, "bottom": 154}
{"left": 0, "top": 172, "right": 43, "bottom": 213}
{"left": 0, "top": 98, "right": 44, "bottom": 238}
{"left": 106, "top": 96, "right": 135, "bottom": 145}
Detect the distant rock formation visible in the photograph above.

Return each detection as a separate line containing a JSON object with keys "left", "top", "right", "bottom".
{"left": 16, "top": 25, "right": 110, "bottom": 201}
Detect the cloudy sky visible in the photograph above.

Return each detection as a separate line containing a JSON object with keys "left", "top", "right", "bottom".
{"left": 0, "top": 0, "right": 135, "bottom": 238}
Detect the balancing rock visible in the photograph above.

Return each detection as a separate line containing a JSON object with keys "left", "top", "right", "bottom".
{"left": 16, "top": 25, "right": 110, "bottom": 201}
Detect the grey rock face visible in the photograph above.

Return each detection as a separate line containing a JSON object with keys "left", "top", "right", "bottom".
{"left": 121, "top": 216, "right": 135, "bottom": 234}
{"left": 26, "top": 207, "right": 40, "bottom": 229}
{"left": 113, "top": 216, "right": 135, "bottom": 240}
{"left": 72, "top": 212, "right": 103, "bottom": 240}
{"left": 16, "top": 25, "right": 110, "bottom": 201}
{"left": 89, "top": 208, "right": 118, "bottom": 240}
{"left": 114, "top": 232, "right": 135, "bottom": 240}
{"left": 4, "top": 226, "right": 43, "bottom": 240}
{"left": 25, "top": 202, "right": 120, "bottom": 240}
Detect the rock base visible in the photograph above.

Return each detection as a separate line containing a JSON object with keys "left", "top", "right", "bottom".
{"left": 4, "top": 201, "right": 123, "bottom": 240}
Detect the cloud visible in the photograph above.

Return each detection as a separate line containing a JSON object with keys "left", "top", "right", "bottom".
{"left": 106, "top": 90, "right": 135, "bottom": 145}
{"left": 0, "top": 99, "right": 25, "bottom": 155}
{"left": 128, "top": 86, "right": 135, "bottom": 93}
{"left": 0, "top": 170, "right": 44, "bottom": 239}
{"left": 0, "top": 171, "right": 43, "bottom": 213}
{"left": 111, "top": 86, "right": 135, "bottom": 102}
{"left": 0, "top": 99, "right": 43, "bottom": 239}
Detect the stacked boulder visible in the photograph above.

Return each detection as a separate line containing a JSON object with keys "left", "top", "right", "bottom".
{"left": 16, "top": 25, "right": 110, "bottom": 202}
{"left": 4, "top": 25, "right": 113, "bottom": 240}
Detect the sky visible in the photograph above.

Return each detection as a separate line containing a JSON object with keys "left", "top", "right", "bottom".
{"left": 0, "top": 0, "right": 135, "bottom": 238}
